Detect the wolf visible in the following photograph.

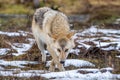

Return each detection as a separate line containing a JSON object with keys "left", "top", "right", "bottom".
{"left": 32, "top": 7, "right": 75, "bottom": 71}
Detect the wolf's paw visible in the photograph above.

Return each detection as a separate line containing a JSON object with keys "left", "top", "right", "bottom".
{"left": 60, "top": 68, "right": 65, "bottom": 71}
{"left": 41, "top": 61, "right": 47, "bottom": 64}
{"left": 49, "top": 67, "right": 55, "bottom": 72}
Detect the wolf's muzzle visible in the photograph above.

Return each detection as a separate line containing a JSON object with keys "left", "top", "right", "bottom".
{"left": 60, "top": 61, "right": 65, "bottom": 65}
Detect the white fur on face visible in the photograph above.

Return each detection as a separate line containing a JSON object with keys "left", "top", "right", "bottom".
{"left": 51, "top": 39, "right": 74, "bottom": 59}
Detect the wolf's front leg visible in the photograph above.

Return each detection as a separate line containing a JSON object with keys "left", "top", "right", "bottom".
{"left": 49, "top": 59, "right": 55, "bottom": 72}
{"left": 55, "top": 60, "right": 65, "bottom": 71}
{"left": 49, "top": 59, "right": 65, "bottom": 72}
{"left": 35, "top": 38, "right": 46, "bottom": 63}
{"left": 47, "top": 45, "right": 65, "bottom": 71}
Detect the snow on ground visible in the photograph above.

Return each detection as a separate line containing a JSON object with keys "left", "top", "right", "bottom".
{"left": 81, "top": 26, "right": 120, "bottom": 34}
{"left": 0, "top": 59, "right": 94, "bottom": 77}
{"left": 41, "top": 68, "right": 120, "bottom": 80}
{"left": 70, "top": 49, "right": 80, "bottom": 55}
{"left": 73, "top": 26, "right": 120, "bottom": 55}
{"left": 0, "top": 59, "right": 119, "bottom": 80}
{"left": 1, "top": 68, "right": 119, "bottom": 80}
{"left": 0, "top": 30, "right": 34, "bottom": 56}
{"left": 114, "top": 18, "right": 120, "bottom": 24}
{"left": 0, "top": 26, "right": 120, "bottom": 79}
{"left": 11, "top": 43, "right": 33, "bottom": 56}
{"left": 116, "top": 55, "right": 120, "bottom": 58}
{"left": 46, "top": 59, "right": 95, "bottom": 68}
{"left": 11, "top": 38, "right": 35, "bottom": 56}
{"left": 0, "top": 59, "right": 94, "bottom": 69}
{"left": 1, "top": 26, "right": 120, "bottom": 56}
{"left": 0, "top": 69, "right": 48, "bottom": 77}
{"left": 64, "top": 59, "right": 95, "bottom": 67}
{"left": 0, "top": 60, "right": 38, "bottom": 68}
{"left": 0, "top": 48, "right": 10, "bottom": 55}
{"left": 0, "top": 30, "right": 28, "bottom": 37}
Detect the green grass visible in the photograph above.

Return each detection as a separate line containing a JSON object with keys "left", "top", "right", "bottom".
{"left": 0, "top": 4, "right": 34, "bottom": 14}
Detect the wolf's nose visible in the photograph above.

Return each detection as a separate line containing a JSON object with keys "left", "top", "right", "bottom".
{"left": 60, "top": 61, "right": 65, "bottom": 64}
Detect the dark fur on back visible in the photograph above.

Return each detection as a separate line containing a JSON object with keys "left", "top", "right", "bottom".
{"left": 34, "top": 7, "right": 51, "bottom": 28}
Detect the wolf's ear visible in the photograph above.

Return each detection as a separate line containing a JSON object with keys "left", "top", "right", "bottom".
{"left": 67, "top": 31, "right": 75, "bottom": 39}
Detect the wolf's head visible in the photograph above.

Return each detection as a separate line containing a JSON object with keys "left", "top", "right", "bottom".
{"left": 49, "top": 32, "right": 75, "bottom": 65}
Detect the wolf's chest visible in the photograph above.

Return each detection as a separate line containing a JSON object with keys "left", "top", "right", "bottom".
{"left": 32, "top": 26, "right": 50, "bottom": 43}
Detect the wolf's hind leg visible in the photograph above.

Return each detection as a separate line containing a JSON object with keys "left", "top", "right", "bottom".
{"left": 36, "top": 38, "right": 46, "bottom": 63}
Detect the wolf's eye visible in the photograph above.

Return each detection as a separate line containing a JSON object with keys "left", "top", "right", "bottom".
{"left": 65, "top": 49, "right": 68, "bottom": 52}
{"left": 57, "top": 49, "right": 61, "bottom": 52}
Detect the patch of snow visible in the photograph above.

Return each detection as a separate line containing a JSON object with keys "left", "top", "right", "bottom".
{"left": 70, "top": 49, "right": 80, "bottom": 55}
{"left": 12, "top": 38, "right": 35, "bottom": 56}
{"left": 0, "top": 70, "right": 13, "bottom": 76}
{"left": 81, "top": 26, "right": 97, "bottom": 34}
{"left": 114, "top": 18, "right": 120, "bottom": 24}
{"left": 101, "top": 46, "right": 116, "bottom": 51}
{"left": 117, "top": 75, "right": 120, "bottom": 79}
{"left": 79, "top": 68, "right": 100, "bottom": 73}
{"left": 0, "top": 31, "right": 27, "bottom": 37}
{"left": 26, "top": 38, "right": 35, "bottom": 42}
{"left": 0, "top": 62, "right": 119, "bottom": 80}
{"left": 116, "top": 18, "right": 120, "bottom": 22}
{"left": 41, "top": 69, "right": 119, "bottom": 80}
{"left": 0, "top": 60, "right": 38, "bottom": 68}
{"left": 79, "top": 43, "right": 91, "bottom": 49}
{"left": 65, "top": 59, "right": 95, "bottom": 67}
{"left": 0, "top": 66, "right": 4, "bottom": 70}
{"left": 116, "top": 55, "right": 120, "bottom": 58}
{"left": 0, "top": 70, "right": 48, "bottom": 77}
{"left": 12, "top": 43, "right": 33, "bottom": 56}
{"left": 100, "top": 67, "right": 113, "bottom": 72}
{"left": 93, "top": 41, "right": 120, "bottom": 51}
{"left": 46, "top": 59, "right": 95, "bottom": 68}
{"left": 0, "top": 48, "right": 10, "bottom": 55}
{"left": 14, "top": 70, "right": 50, "bottom": 77}
{"left": 72, "top": 26, "right": 120, "bottom": 56}
{"left": 99, "top": 28, "right": 120, "bottom": 35}
{"left": 81, "top": 25, "right": 120, "bottom": 35}
{"left": 41, "top": 70, "right": 78, "bottom": 79}
{"left": 14, "top": 70, "right": 42, "bottom": 77}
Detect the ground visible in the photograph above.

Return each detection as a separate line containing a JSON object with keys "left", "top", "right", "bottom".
{"left": 0, "top": 18, "right": 120, "bottom": 79}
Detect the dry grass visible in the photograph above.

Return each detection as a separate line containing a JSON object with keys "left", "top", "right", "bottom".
{"left": 0, "top": 0, "right": 120, "bottom": 15}
{"left": 0, "top": 76, "right": 47, "bottom": 80}
{"left": 89, "top": 0, "right": 120, "bottom": 6}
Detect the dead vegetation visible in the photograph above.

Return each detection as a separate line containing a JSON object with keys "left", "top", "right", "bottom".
{"left": 0, "top": 76, "right": 47, "bottom": 80}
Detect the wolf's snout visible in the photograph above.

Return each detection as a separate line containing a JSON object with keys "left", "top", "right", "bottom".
{"left": 60, "top": 61, "right": 65, "bottom": 64}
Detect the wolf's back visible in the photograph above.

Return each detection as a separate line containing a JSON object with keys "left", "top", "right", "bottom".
{"left": 33, "top": 7, "right": 51, "bottom": 28}
{"left": 33, "top": 7, "right": 70, "bottom": 36}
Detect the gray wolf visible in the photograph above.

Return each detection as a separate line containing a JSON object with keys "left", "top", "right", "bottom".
{"left": 32, "top": 7, "right": 75, "bottom": 71}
